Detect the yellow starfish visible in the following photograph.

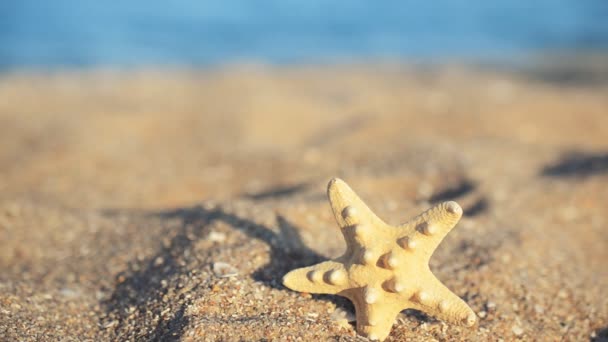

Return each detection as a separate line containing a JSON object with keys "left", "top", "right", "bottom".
{"left": 283, "top": 178, "right": 476, "bottom": 341}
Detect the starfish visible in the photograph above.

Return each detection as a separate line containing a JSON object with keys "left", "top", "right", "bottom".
{"left": 283, "top": 178, "right": 476, "bottom": 341}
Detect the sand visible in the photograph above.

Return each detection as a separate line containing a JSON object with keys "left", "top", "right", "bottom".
{"left": 1, "top": 62, "right": 607, "bottom": 341}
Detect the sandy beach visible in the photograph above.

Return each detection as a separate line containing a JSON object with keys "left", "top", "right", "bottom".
{"left": 1, "top": 62, "right": 607, "bottom": 341}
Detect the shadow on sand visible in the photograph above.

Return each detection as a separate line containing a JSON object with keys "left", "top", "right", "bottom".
{"left": 429, "top": 179, "right": 476, "bottom": 203}
{"left": 243, "top": 182, "right": 310, "bottom": 201}
{"left": 592, "top": 327, "right": 608, "bottom": 342}
{"left": 541, "top": 151, "right": 608, "bottom": 178}
{"left": 99, "top": 205, "right": 328, "bottom": 341}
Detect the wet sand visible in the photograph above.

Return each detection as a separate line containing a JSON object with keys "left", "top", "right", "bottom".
{"left": 1, "top": 62, "right": 607, "bottom": 341}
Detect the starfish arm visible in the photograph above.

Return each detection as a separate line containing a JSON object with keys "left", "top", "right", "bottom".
{"left": 327, "top": 178, "right": 387, "bottom": 229}
{"left": 343, "top": 288, "right": 402, "bottom": 341}
{"left": 282, "top": 260, "right": 349, "bottom": 294}
{"left": 355, "top": 302, "right": 401, "bottom": 341}
{"left": 397, "top": 201, "right": 463, "bottom": 260}
{"left": 418, "top": 272, "right": 477, "bottom": 327}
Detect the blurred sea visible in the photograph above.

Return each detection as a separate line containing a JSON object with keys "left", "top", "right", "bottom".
{"left": 1, "top": 0, "right": 607, "bottom": 69}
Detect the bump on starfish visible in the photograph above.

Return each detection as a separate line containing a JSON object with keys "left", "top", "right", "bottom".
{"left": 283, "top": 178, "right": 476, "bottom": 341}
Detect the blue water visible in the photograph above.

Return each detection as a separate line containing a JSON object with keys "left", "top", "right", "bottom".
{"left": 1, "top": 0, "right": 607, "bottom": 68}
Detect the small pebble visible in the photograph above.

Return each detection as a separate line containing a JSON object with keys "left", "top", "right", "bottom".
{"left": 208, "top": 231, "right": 226, "bottom": 243}
{"left": 486, "top": 301, "right": 497, "bottom": 310}
{"left": 103, "top": 320, "right": 118, "bottom": 329}
{"left": 330, "top": 308, "right": 355, "bottom": 323}
{"left": 60, "top": 288, "right": 80, "bottom": 298}
{"left": 212, "top": 262, "right": 238, "bottom": 278}
{"left": 512, "top": 325, "right": 524, "bottom": 336}
{"left": 154, "top": 257, "right": 164, "bottom": 266}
